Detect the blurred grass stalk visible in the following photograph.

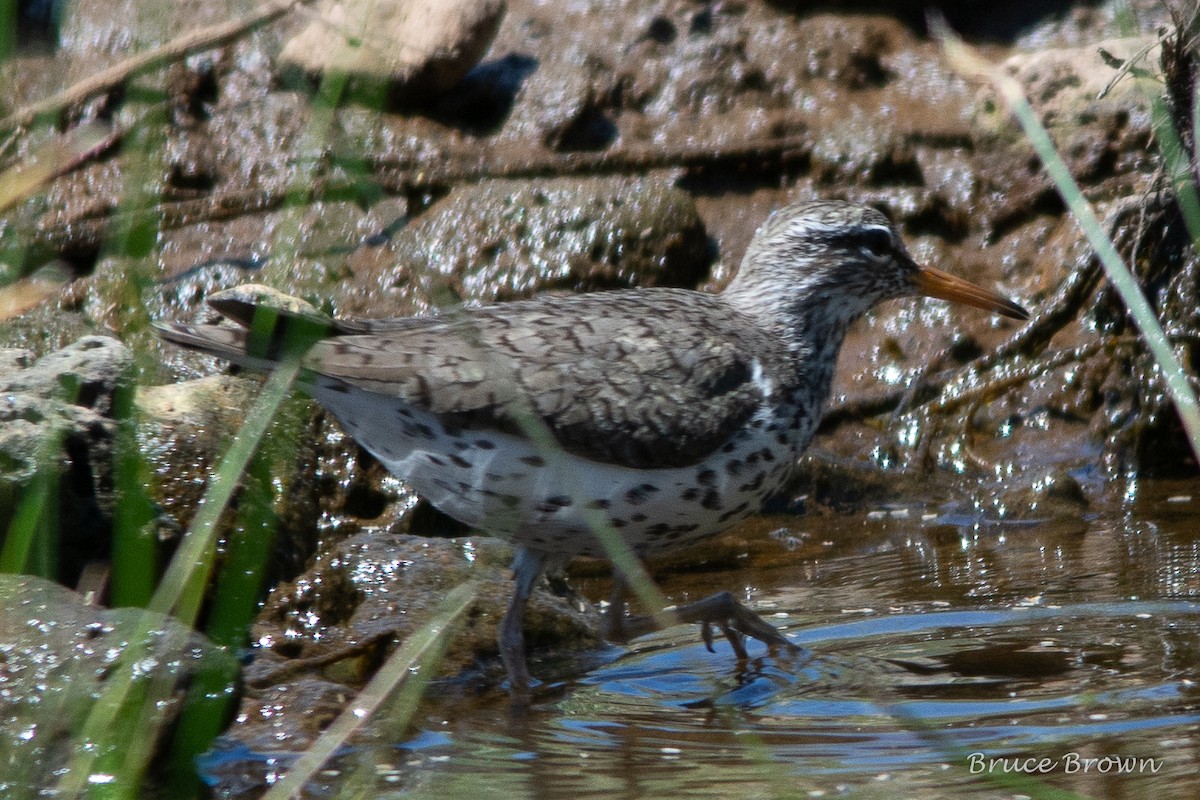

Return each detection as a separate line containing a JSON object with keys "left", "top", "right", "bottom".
{"left": 50, "top": 348, "right": 303, "bottom": 800}
{"left": 47, "top": 51, "right": 462, "bottom": 798}
{"left": 259, "top": 580, "right": 480, "bottom": 800}
{"left": 9, "top": 58, "right": 371, "bottom": 800}
{"left": 938, "top": 20, "right": 1200, "bottom": 466}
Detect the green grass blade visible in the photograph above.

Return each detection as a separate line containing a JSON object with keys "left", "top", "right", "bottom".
{"left": 52, "top": 345, "right": 304, "bottom": 798}
{"left": 146, "top": 348, "right": 302, "bottom": 622}
{"left": 939, "top": 25, "right": 1200, "bottom": 464}
{"left": 1152, "top": 94, "right": 1200, "bottom": 246}
{"left": 0, "top": 470, "right": 52, "bottom": 573}
{"left": 110, "top": 381, "right": 158, "bottom": 608}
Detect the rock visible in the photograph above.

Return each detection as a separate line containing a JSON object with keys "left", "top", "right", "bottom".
{"left": 135, "top": 374, "right": 257, "bottom": 529}
{"left": 215, "top": 530, "right": 600, "bottom": 759}
{"left": 0, "top": 335, "right": 131, "bottom": 415}
{"left": 0, "top": 574, "right": 235, "bottom": 792}
{"left": 248, "top": 531, "right": 601, "bottom": 687}
{"left": 0, "top": 347, "right": 33, "bottom": 377}
{"left": 0, "top": 336, "right": 132, "bottom": 584}
{"left": 0, "top": 266, "right": 69, "bottom": 321}
{"left": 993, "top": 468, "right": 1089, "bottom": 521}
{"left": 977, "top": 35, "right": 1162, "bottom": 135}
{"left": 209, "top": 677, "right": 353, "bottom": 760}
{"left": 134, "top": 372, "right": 328, "bottom": 585}
{"left": 278, "top": 0, "right": 506, "bottom": 101}
{"left": 536, "top": 73, "right": 617, "bottom": 151}
{"left": 810, "top": 113, "right": 920, "bottom": 186}
{"left": 343, "top": 176, "right": 711, "bottom": 316}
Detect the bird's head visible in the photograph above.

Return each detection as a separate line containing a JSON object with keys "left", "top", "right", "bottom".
{"left": 726, "top": 200, "right": 1028, "bottom": 327}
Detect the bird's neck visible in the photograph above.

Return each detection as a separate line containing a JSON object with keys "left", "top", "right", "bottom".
{"left": 724, "top": 272, "right": 863, "bottom": 426}
{"left": 725, "top": 274, "right": 863, "bottom": 363}
{"left": 783, "top": 302, "right": 855, "bottom": 414}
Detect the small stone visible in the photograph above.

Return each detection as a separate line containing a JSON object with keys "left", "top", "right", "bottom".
{"left": 278, "top": 0, "right": 506, "bottom": 100}
{"left": 0, "top": 335, "right": 131, "bottom": 414}
{"left": 977, "top": 35, "right": 1162, "bottom": 136}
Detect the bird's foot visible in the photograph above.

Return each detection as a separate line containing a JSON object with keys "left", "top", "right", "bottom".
{"left": 672, "top": 590, "right": 800, "bottom": 659}
{"left": 612, "top": 589, "right": 800, "bottom": 658}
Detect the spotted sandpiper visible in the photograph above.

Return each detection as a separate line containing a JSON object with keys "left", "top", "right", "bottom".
{"left": 156, "top": 200, "right": 1028, "bottom": 693}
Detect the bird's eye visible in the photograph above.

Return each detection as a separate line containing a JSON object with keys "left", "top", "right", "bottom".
{"left": 858, "top": 228, "right": 893, "bottom": 260}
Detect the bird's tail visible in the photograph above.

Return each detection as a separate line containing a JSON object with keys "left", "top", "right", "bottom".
{"left": 153, "top": 284, "right": 338, "bottom": 371}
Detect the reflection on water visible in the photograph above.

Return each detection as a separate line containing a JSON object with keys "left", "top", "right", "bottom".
{"left": 204, "top": 485, "right": 1200, "bottom": 800}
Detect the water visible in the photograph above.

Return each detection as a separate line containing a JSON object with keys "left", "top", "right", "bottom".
{"left": 204, "top": 481, "right": 1200, "bottom": 799}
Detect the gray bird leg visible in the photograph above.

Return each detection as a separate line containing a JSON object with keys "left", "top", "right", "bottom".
{"left": 604, "top": 577, "right": 628, "bottom": 640}
{"left": 500, "top": 547, "right": 547, "bottom": 696}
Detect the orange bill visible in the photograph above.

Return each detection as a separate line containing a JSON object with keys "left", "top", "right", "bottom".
{"left": 912, "top": 266, "right": 1029, "bottom": 320}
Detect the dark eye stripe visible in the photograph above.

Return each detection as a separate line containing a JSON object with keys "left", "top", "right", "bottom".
{"left": 815, "top": 226, "right": 893, "bottom": 255}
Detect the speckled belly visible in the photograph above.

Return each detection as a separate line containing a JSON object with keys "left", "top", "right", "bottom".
{"left": 313, "top": 381, "right": 810, "bottom": 558}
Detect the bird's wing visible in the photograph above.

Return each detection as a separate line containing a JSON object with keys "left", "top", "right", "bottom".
{"left": 157, "top": 289, "right": 789, "bottom": 469}
{"left": 309, "top": 291, "right": 785, "bottom": 468}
